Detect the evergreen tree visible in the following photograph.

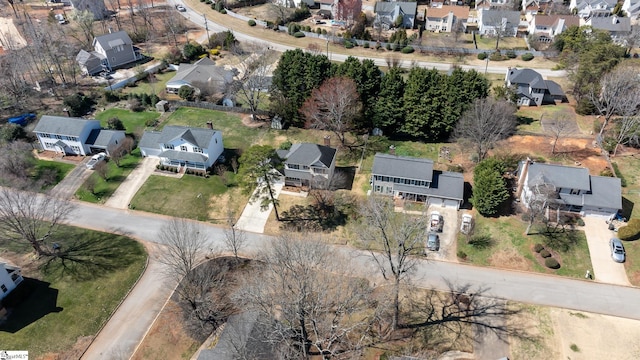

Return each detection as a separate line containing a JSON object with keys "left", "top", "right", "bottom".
{"left": 402, "top": 67, "right": 447, "bottom": 141}
{"left": 335, "top": 57, "right": 381, "bottom": 129}
{"left": 372, "top": 67, "right": 405, "bottom": 133}
{"left": 471, "top": 158, "right": 509, "bottom": 216}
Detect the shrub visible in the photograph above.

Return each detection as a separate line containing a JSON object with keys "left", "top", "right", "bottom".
{"left": 545, "top": 257, "right": 560, "bottom": 269}
{"left": 293, "top": 31, "right": 305, "bottom": 38}
{"left": 63, "top": 93, "right": 95, "bottom": 117}
{"left": 477, "top": 52, "right": 488, "bottom": 60}
{"left": 577, "top": 218, "right": 585, "bottom": 226}
{"left": 211, "top": 3, "right": 216, "bottom": 9}
{"left": 128, "top": 98, "right": 144, "bottom": 112}
{"left": 600, "top": 168, "right": 614, "bottom": 177}
{"left": 618, "top": 218, "right": 640, "bottom": 241}
{"left": 145, "top": 118, "right": 158, "bottom": 127}
{"left": 220, "top": 9, "right": 227, "bottom": 14}
{"left": 533, "top": 243, "right": 544, "bottom": 253}
{"left": 505, "top": 50, "right": 517, "bottom": 59}
{"left": 522, "top": 53, "right": 534, "bottom": 61}
{"left": 611, "top": 162, "right": 627, "bottom": 187}
{"left": 103, "top": 90, "right": 121, "bottom": 103}
{"left": 363, "top": 42, "right": 370, "bottom": 48}
{"left": 386, "top": 43, "right": 392, "bottom": 50}
{"left": 539, "top": 249, "right": 551, "bottom": 258}
{"left": 401, "top": 46, "right": 414, "bottom": 53}
{"left": 457, "top": 250, "right": 468, "bottom": 260}
{"left": 344, "top": 41, "right": 354, "bottom": 49}
{"left": 489, "top": 51, "right": 504, "bottom": 61}
{"left": 248, "top": 19, "right": 256, "bottom": 26}
{"left": 279, "top": 141, "right": 293, "bottom": 150}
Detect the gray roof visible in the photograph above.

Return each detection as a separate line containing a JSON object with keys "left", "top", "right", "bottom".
{"left": 166, "top": 58, "right": 235, "bottom": 89}
{"left": 158, "top": 150, "right": 208, "bottom": 163}
{"left": 394, "top": 171, "right": 464, "bottom": 201}
{"left": 372, "top": 153, "right": 434, "bottom": 182}
{"left": 282, "top": 143, "right": 337, "bottom": 168}
{"left": 138, "top": 131, "right": 162, "bottom": 150}
{"left": 545, "top": 80, "right": 565, "bottom": 97}
{"left": 527, "top": 162, "right": 591, "bottom": 191}
{"left": 33, "top": 115, "right": 99, "bottom": 136}
{"left": 480, "top": 9, "right": 521, "bottom": 25}
{"left": 588, "top": 16, "right": 631, "bottom": 32}
{"left": 158, "top": 126, "right": 218, "bottom": 148}
{"left": 583, "top": 176, "right": 622, "bottom": 209}
{"left": 375, "top": 1, "right": 417, "bottom": 16}
{"left": 94, "top": 30, "right": 132, "bottom": 51}
{"left": 76, "top": 49, "right": 98, "bottom": 65}
{"left": 507, "top": 68, "right": 547, "bottom": 89}
{"left": 85, "top": 129, "right": 123, "bottom": 146}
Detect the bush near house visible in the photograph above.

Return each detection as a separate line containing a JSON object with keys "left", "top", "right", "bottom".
{"left": 618, "top": 219, "right": 640, "bottom": 241}
{"left": 477, "top": 52, "right": 488, "bottom": 60}
{"left": 545, "top": 257, "right": 561, "bottom": 269}
{"left": 522, "top": 53, "right": 534, "bottom": 61}
{"left": 248, "top": 19, "right": 256, "bottom": 26}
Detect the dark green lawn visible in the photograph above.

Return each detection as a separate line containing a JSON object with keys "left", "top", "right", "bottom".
{"left": 0, "top": 226, "right": 146, "bottom": 357}
{"left": 130, "top": 173, "right": 232, "bottom": 221}
{"left": 95, "top": 108, "right": 159, "bottom": 135}
{"left": 75, "top": 149, "right": 142, "bottom": 203}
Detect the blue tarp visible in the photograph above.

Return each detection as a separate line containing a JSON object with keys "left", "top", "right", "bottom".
{"left": 8, "top": 113, "right": 35, "bottom": 126}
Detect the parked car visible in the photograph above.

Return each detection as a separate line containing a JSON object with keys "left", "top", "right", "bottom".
{"left": 460, "top": 214, "right": 473, "bottom": 234}
{"left": 175, "top": 4, "right": 186, "bottom": 11}
{"left": 86, "top": 152, "right": 107, "bottom": 170}
{"left": 426, "top": 233, "right": 440, "bottom": 252}
{"left": 429, "top": 211, "right": 443, "bottom": 232}
{"left": 610, "top": 237, "right": 625, "bottom": 263}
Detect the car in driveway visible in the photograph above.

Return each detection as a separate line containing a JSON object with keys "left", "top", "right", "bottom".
{"left": 86, "top": 152, "right": 107, "bottom": 170}
{"left": 429, "top": 211, "right": 443, "bottom": 232}
{"left": 426, "top": 232, "right": 440, "bottom": 252}
{"left": 610, "top": 237, "right": 626, "bottom": 263}
{"left": 175, "top": 4, "right": 186, "bottom": 11}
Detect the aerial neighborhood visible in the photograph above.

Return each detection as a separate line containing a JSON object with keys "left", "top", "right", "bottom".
{"left": 1, "top": 0, "right": 640, "bottom": 358}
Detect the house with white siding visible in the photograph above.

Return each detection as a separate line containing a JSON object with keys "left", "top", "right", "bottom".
{"left": 0, "top": 262, "right": 23, "bottom": 301}
{"left": 33, "top": 116, "right": 125, "bottom": 156}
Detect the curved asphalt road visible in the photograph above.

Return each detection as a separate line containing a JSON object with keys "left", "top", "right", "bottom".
{"left": 169, "top": 0, "right": 567, "bottom": 77}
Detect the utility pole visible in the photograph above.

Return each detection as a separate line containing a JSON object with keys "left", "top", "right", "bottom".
{"left": 203, "top": 14, "right": 210, "bottom": 47}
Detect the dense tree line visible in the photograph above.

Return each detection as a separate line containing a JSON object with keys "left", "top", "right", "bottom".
{"left": 270, "top": 50, "right": 489, "bottom": 141}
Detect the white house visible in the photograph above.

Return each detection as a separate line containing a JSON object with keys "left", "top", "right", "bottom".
{"left": 138, "top": 124, "right": 224, "bottom": 171}
{"left": 276, "top": 142, "right": 338, "bottom": 188}
{"left": 33, "top": 116, "right": 126, "bottom": 156}
{"left": 622, "top": 0, "right": 640, "bottom": 24}
{"left": 425, "top": 5, "right": 471, "bottom": 33}
{"left": 0, "top": 262, "right": 23, "bottom": 301}
{"left": 517, "top": 160, "right": 622, "bottom": 217}
{"left": 570, "top": 0, "right": 617, "bottom": 19}
{"left": 528, "top": 14, "right": 580, "bottom": 41}
{"left": 582, "top": 15, "right": 632, "bottom": 43}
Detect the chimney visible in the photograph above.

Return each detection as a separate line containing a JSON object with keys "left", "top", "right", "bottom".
{"left": 389, "top": 145, "right": 396, "bottom": 155}
{"left": 206, "top": 121, "right": 213, "bottom": 129}
{"left": 323, "top": 135, "right": 331, "bottom": 146}
{"left": 515, "top": 157, "right": 531, "bottom": 200}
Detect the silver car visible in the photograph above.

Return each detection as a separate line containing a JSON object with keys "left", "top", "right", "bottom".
{"left": 610, "top": 237, "right": 625, "bottom": 263}
{"left": 426, "top": 233, "right": 440, "bottom": 252}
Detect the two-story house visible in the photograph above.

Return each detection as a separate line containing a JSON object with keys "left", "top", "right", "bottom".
{"left": 33, "top": 116, "right": 125, "bottom": 156}
{"left": 517, "top": 160, "right": 622, "bottom": 217}
{"left": 622, "top": 0, "right": 640, "bottom": 24}
{"left": 65, "top": 0, "right": 108, "bottom": 19}
{"left": 583, "top": 15, "right": 632, "bottom": 43}
{"left": 570, "top": 0, "right": 617, "bottom": 19}
{"left": 276, "top": 143, "right": 337, "bottom": 188}
{"left": 0, "top": 261, "right": 23, "bottom": 301}
{"left": 425, "top": 5, "right": 470, "bottom": 33}
{"left": 505, "top": 67, "right": 567, "bottom": 106}
{"left": 138, "top": 124, "right": 224, "bottom": 171}
{"left": 374, "top": 1, "right": 418, "bottom": 29}
{"left": 477, "top": 9, "right": 521, "bottom": 37}
{"left": 165, "top": 57, "right": 235, "bottom": 95}
{"left": 77, "top": 30, "right": 140, "bottom": 75}
{"left": 370, "top": 153, "right": 464, "bottom": 209}
{"left": 528, "top": 15, "right": 580, "bottom": 41}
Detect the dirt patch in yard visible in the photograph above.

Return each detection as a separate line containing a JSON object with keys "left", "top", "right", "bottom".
{"left": 488, "top": 247, "right": 532, "bottom": 272}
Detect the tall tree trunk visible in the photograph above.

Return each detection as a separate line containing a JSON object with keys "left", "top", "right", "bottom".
{"left": 392, "top": 277, "right": 400, "bottom": 330}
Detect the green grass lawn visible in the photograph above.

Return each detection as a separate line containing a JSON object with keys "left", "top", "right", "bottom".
{"left": 75, "top": 150, "right": 142, "bottom": 203}
{"left": 130, "top": 174, "right": 232, "bottom": 221}
{"left": 122, "top": 70, "right": 176, "bottom": 96}
{"left": 0, "top": 226, "right": 146, "bottom": 358}
{"left": 95, "top": 108, "right": 160, "bottom": 136}
{"left": 611, "top": 155, "right": 640, "bottom": 285}
{"left": 457, "top": 215, "right": 592, "bottom": 279}
{"left": 32, "top": 160, "right": 75, "bottom": 185}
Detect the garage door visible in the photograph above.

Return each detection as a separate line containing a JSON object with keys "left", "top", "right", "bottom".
{"left": 443, "top": 199, "right": 460, "bottom": 209}
{"left": 428, "top": 197, "right": 442, "bottom": 207}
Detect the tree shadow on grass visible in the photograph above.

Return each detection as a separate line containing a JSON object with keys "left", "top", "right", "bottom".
{"left": 39, "top": 232, "right": 144, "bottom": 282}
{"left": 0, "top": 278, "right": 63, "bottom": 333}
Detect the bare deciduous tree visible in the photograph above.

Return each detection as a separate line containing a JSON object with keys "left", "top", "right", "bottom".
{"left": 70, "top": 9, "right": 96, "bottom": 49}
{"left": 301, "top": 77, "right": 362, "bottom": 146}
{"left": 223, "top": 210, "right": 247, "bottom": 261}
{"left": 590, "top": 65, "right": 640, "bottom": 138}
{"left": 454, "top": 98, "right": 517, "bottom": 162}
{"left": 359, "top": 196, "right": 428, "bottom": 330}
{"left": 0, "top": 141, "right": 36, "bottom": 181}
{"left": 544, "top": 114, "right": 575, "bottom": 154}
{"left": 0, "top": 189, "right": 75, "bottom": 256}
{"left": 108, "top": 136, "right": 135, "bottom": 167}
{"left": 235, "top": 233, "right": 375, "bottom": 358}
{"left": 233, "top": 44, "right": 277, "bottom": 117}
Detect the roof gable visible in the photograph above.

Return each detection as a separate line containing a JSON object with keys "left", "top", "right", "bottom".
{"left": 426, "top": 5, "right": 470, "bottom": 19}
{"left": 94, "top": 31, "right": 133, "bottom": 51}
{"left": 282, "top": 143, "right": 337, "bottom": 168}
{"left": 33, "top": 115, "right": 100, "bottom": 137}
{"left": 527, "top": 162, "right": 591, "bottom": 191}
{"left": 507, "top": 68, "right": 546, "bottom": 88}
{"left": 159, "top": 126, "right": 218, "bottom": 148}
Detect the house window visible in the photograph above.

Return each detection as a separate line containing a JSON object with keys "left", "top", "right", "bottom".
{"left": 1, "top": 284, "right": 6, "bottom": 293}
{"left": 570, "top": 189, "right": 580, "bottom": 195}
{"left": 288, "top": 164, "right": 300, "bottom": 170}
{"left": 45, "top": 142, "right": 56, "bottom": 149}
{"left": 42, "top": 133, "right": 51, "bottom": 138}
{"left": 313, "top": 168, "right": 327, "bottom": 174}
{"left": 71, "top": 146, "right": 81, "bottom": 153}
{"left": 375, "top": 185, "right": 381, "bottom": 193}
{"left": 165, "top": 144, "right": 174, "bottom": 150}
{"left": 194, "top": 147, "right": 203, "bottom": 153}
{"left": 180, "top": 145, "right": 187, "bottom": 152}
{"left": 302, "top": 165, "right": 310, "bottom": 170}
{"left": 55, "top": 135, "right": 63, "bottom": 140}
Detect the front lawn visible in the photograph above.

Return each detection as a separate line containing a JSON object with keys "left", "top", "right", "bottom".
{"left": 122, "top": 70, "right": 176, "bottom": 96}
{"left": 612, "top": 154, "right": 640, "bottom": 285}
{"left": 32, "top": 160, "right": 75, "bottom": 186}
{"left": 130, "top": 173, "right": 238, "bottom": 221}
{"left": 75, "top": 149, "right": 143, "bottom": 203}
{"left": 457, "top": 215, "right": 592, "bottom": 279}
{"left": 95, "top": 108, "right": 160, "bottom": 136}
{"left": 0, "top": 226, "right": 146, "bottom": 358}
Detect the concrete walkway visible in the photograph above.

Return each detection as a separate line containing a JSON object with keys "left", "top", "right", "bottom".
{"left": 583, "top": 217, "right": 631, "bottom": 286}
{"left": 48, "top": 158, "right": 91, "bottom": 199}
{"left": 235, "top": 182, "right": 284, "bottom": 233}
{"left": 104, "top": 157, "right": 157, "bottom": 209}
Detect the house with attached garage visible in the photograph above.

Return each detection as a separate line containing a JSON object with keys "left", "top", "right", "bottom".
{"left": 165, "top": 57, "right": 235, "bottom": 95}
{"left": 0, "top": 261, "right": 23, "bottom": 301}
{"left": 374, "top": 1, "right": 418, "bottom": 29}
{"left": 517, "top": 160, "right": 622, "bottom": 217}
{"left": 138, "top": 124, "right": 223, "bottom": 171}
{"left": 505, "top": 67, "right": 567, "bottom": 106}
{"left": 477, "top": 9, "right": 521, "bottom": 37}
{"left": 77, "top": 30, "right": 141, "bottom": 75}
{"left": 33, "top": 115, "right": 125, "bottom": 156}
{"left": 370, "top": 153, "right": 464, "bottom": 209}
{"left": 276, "top": 142, "right": 337, "bottom": 188}
{"left": 424, "top": 5, "right": 470, "bottom": 33}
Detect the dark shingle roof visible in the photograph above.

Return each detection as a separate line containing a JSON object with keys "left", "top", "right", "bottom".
{"left": 166, "top": 58, "right": 235, "bottom": 89}
{"left": 138, "top": 131, "right": 162, "bottom": 149}
{"left": 527, "top": 162, "right": 591, "bottom": 191}
{"left": 545, "top": 80, "right": 565, "bottom": 97}
{"left": 158, "top": 126, "right": 218, "bottom": 148}
{"left": 94, "top": 31, "right": 132, "bottom": 51}
{"left": 85, "top": 129, "right": 122, "bottom": 146}
{"left": 507, "top": 68, "right": 547, "bottom": 89}
{"left": 282, "top": 143, "right": 337, "bottom": 168}
{"left": 372, "top": 153, "right": 434, "bottom": 182}
{"left": 582, "top": 176, "right": 622, "bottom": 209}
{"left": 33, "top": 115, "right": 99, "bottom": 137}
{"left": 394, "top": 171, "right": 464, "bottom": 201}
{"left": 375, "top": 1, "right": 417, "bottom": 16}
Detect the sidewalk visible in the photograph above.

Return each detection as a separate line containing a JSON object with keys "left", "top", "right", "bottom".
{"left": 235, "top": 182, "right": 283, "bottom": 233}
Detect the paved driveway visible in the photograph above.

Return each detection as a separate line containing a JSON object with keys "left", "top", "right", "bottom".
{"left": 104, "top": 157, "right": 157, "bottom": 209}
{"left": 235, "top": 181, "right": 284, "bottom": 233}
{"left": 583, "top": 217, "right": 631, "bottom": 286}
{"left": 48, "top": 158, "right": 91, "bottom": 199}
{"left": 426, "top": 206, "right": 459, "bottom": 262}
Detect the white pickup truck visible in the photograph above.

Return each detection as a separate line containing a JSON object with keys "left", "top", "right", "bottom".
{"left": 429, "top": 211, "right": 443, "bottom": 232}
{"left": 86, "top": 152, "right": 106, "bottom": 170}
{"left": 460, "top": 214, "right": 473, "bottom": 234}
